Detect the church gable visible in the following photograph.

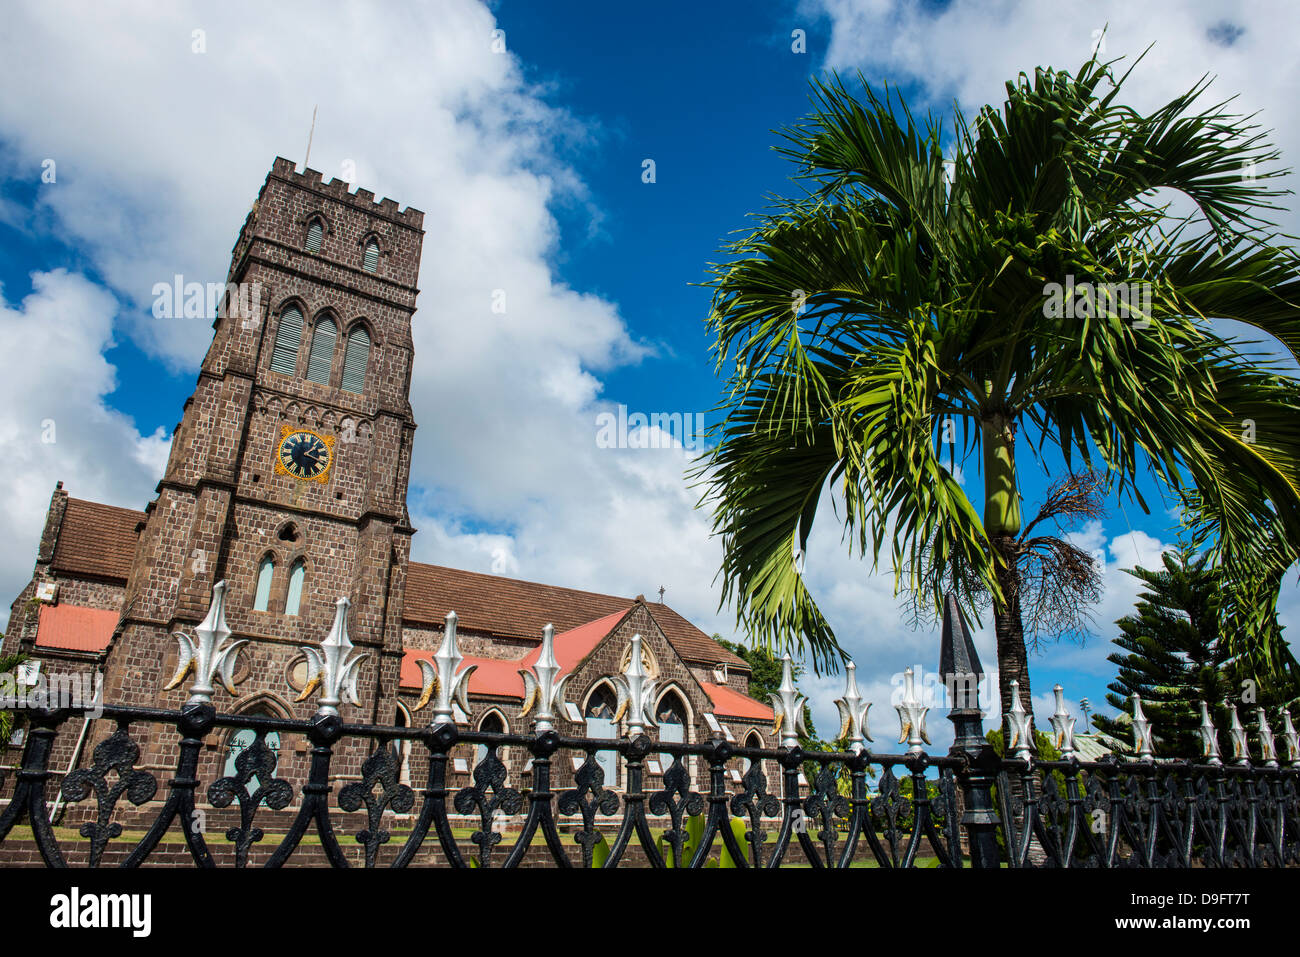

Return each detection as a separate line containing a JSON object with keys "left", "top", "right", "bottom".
{"left": 563, "top": 602, "right": 711, "bottom": 739}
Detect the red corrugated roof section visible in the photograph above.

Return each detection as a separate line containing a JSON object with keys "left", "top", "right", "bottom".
{"left": 400, "top": 609, "right": 629, "bottom": 697}
{"left": 701, "top": 681, "right": 774, "bottom": 722}
{"left": 34, "top": 604, "right": 118, "bottom": 652}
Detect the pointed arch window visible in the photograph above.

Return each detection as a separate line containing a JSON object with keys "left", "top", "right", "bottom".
{"left": 585, "top": 685, "right": 620, "bottom": 788}
{"left": 362, "top": 239, "right": 379, "bottom": 273}
{"left": 269, "top": 305, "right": 303, "bottom": 376}
{"left": 341, "top": 326, "right": 370, "bottom": 394}
{"left": 285, "top": 559, "right": 306, "bottom": 616}
{"left": 476, "top": 711, "right": 507, "bottom": 767}
{"left": 306, "top": 317, "right": 337, "bottom": 385}
{"left": 742, "top": 730, "right": 764, "bottom": 774}
{"left": 657, "top": 691, "right": 687, "bottom": 770}
{"left": 253, "top": 556, "right": 275, "bottom": 611}
{"left": 305, "top": 219, "right": 324, "bottom": 254}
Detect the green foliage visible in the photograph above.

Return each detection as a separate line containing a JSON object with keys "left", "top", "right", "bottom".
{"left": 659, "top": 813, "right": 706, "bottom": 867}
{"left": 716, "top": 635, "right": 853, "bottom": 784}
{"left": 697, "top": 54, "right": 1300, "bottom": 680}
{"left": 987, "top": 727, "right": 1060, "bottom": 761}
{"left": 0, "top": 648, "right": 26, "bottom": 748}
{"left": 589, "top": 829, "right": 611, "bottom": 869}
{"left": 658, "top": 815, "right": 751, "bottom": 868}
{"left": 1093, "top": 548, "right": 1297, "bottom": 759}
{"left": 893, "top": 776, "right": 949, "bottom": 832}
{"left": 986, "top": 726, "right": 1080, "bottom": 862}
{"left": 715, "top": 636, "right": 818, "bottom": 739}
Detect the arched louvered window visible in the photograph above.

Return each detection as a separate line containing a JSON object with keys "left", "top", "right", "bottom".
{"left": 253, "top": 557, "right": 274, "bottom": 612}
{"left": 341, "top": 326, "right": 370, "bottom": 394}
{"left": 285, "top": 559, "right": 305, "bottom": 616}
{"left": 305, "top": 219, "right": 324, "bottom": 253}
{"left": 362, "top": 240, "right": 379, "bottom": 273}
{"left": 269, "top": 305, "right": 303, "bottom": 376}
{"left": 306, "top": 318, "right": 337, "bottom": 385}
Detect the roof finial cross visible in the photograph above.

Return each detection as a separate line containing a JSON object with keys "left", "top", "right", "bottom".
{"left": 657, "top": 585, "right": 665, "bottom": 603}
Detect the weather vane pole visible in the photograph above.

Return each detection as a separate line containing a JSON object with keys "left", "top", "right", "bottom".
{"left": 303, "top": 104, "right": 318, "bottom": 169}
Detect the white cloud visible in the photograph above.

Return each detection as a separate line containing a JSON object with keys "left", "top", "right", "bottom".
{"left": 0, "top": 2, "right": 706, "bottom": 627}
{"left": 0, "top": 270, "right": 167, "bottom": 601}
{"left": 808, "top": 0, "right": 1299, "bottom": 229}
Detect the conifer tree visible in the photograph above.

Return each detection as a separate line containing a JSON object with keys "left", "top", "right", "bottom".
{"left": 1093, "top": 548, "right": 1295, "bottom": 759}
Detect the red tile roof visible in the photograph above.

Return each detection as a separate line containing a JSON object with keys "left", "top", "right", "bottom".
{"left": 51, "top": 499, "right": 144, "bottom": 582}
{"left": 404, "top": 562, "right": 748, "bottom": 670}
{"left": 701, "top": 681, "right": 774, "bottom": 722}
{"left": 399, "top": 609, "right": 628, "bottom": 697}
{"left": 35, "top": 604, "right": 119, "bottom": 652}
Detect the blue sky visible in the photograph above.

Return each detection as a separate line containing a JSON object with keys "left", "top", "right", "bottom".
{"left": 1, "top": 1, "right": 1297, "bottom": 749}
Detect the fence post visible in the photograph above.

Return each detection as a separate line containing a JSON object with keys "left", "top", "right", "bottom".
{"left": 939, "top": 592, "right": 1001, "bottom": 868}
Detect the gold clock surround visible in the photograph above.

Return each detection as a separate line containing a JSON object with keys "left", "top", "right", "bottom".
{"left": 274, "top": 425, "right": 336, "bottom": 483}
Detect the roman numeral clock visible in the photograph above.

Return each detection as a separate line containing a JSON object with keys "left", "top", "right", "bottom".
{"left": 274, "top": 426, "right": 336, "bottom": 483}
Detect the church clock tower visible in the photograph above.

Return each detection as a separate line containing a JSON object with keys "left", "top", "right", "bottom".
{"left": 109, "top": 159, "right": 424, "bottom": 769}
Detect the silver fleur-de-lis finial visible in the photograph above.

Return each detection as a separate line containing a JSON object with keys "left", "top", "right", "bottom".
{"left": 1225, "top": 702, "right": 1250, "bottom": 765}
{"left": 611, "top": 633, "right": 657, "bottom": 737}
{"left": 295, "top": 597, "right": 366, "bottom": 717}
{"left": 518, "top": 623, "right": 568, "bottom": 732}
{"left": 1280, "top": 710, "right": 1300, "bottom": 768}
{"left": 834, "top": 660, "right": 872, "bottom": 753}
{"left": 416, "top": 611, "right": 477, "bottom": 727}
{"left": 1131, "top": 694, "right": 1154, "bottom": 761}
{"left": 1048, "top": 685, "right": 1076, "bottom": 758}
{"left": 1005, "top": 680, "right": 1033, "bottom": 760}
{"left": 1198, "top": 701, "right": 1221, "bottom": 766}
{"left": 163, "top": 580, "right": 248, "bottom": 706}
{"left": 1256, "top": 708, "right": 1278, "bottom": 767}
{"left": 769, "top": 653, "right": 808, "bottom": 749}
{"left": 895, "top": 667, "right": 930, "bottom": 755}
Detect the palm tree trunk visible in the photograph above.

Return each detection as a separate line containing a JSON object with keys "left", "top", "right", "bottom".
{"left": 981, "top": 412, "right": 1034, "bottom": 740}
{"left": 992, "top": 534, "right": 1033, "bottom": 736}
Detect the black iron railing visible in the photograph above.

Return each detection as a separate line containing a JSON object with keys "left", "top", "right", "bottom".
{"left": 0, "top": 699, "right": 1297, "bottom": 868}
{"left": 3, "top": 582, "right": 1298, "bottom": 868}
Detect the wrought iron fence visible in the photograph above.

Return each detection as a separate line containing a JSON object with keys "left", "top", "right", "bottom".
{"left": 0, "top": 584, "right": 1297, "bottom": 868}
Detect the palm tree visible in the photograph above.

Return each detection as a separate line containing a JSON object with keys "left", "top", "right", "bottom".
{"left": 698, "top": 55, "right": 1300, "bottom": 729}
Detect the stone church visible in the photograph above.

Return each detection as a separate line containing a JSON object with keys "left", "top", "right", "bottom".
{"left": 1, "top": 158, "right": 772, "bottom": 797}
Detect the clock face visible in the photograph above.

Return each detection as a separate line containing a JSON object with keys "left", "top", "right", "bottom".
{"left": 277, "top": 429, "right": 332, "bottom": 481}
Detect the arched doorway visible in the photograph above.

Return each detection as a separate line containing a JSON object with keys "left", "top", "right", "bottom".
{"left": 584, "top": 684, "right": 620, "bottom": 788}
